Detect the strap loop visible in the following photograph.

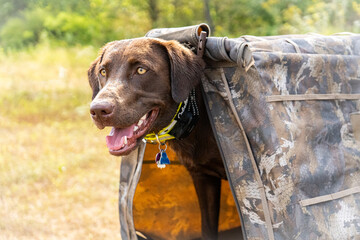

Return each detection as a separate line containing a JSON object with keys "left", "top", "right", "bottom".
{"left": 197, "top": 31, "right": 207, "bottom": 57}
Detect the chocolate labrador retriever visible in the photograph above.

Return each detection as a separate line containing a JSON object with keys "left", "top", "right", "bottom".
{"left": 88, "top": 38, "right": 226, "bottom": 240}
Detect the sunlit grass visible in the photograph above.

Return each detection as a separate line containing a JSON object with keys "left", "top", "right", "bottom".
{"left": 0, "top": 45, "right": 122, "bottom": 240}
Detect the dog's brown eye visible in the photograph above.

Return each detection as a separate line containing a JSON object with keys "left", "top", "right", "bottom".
{"left": 137, "top": 67, "right": 147, "bottom": 75}
{"left": 100, "top": 69, "right": 106, "bottom": 77}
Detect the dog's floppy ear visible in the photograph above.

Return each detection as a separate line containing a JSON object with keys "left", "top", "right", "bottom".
{"left": 163, "top": 41, "right": 205, "bottom": 103}
{"left": 88, "top": 58, "right": 100, "bottom": 100}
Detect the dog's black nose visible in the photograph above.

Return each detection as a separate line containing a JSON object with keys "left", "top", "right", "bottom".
{"left": 90, "top": 101, "right": 114, "bottom": 119}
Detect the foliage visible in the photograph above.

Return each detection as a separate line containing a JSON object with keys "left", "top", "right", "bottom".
{"left": 0, "top": 0, "right": 359, "bottom": 49}
{"left": 0, "top": 8, "right": 48, "bottom": 49}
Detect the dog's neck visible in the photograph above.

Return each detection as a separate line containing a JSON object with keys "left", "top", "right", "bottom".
{"left": 144, "top": 89, "right": 200, "bottom": 143}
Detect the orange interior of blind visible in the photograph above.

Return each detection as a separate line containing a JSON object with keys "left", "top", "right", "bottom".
{"left": 133, "top": 144, "right": 240, "bottom": 240}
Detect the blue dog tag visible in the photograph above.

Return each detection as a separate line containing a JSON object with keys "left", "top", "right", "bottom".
{"left": 155, "top": 149, "right": 170, "bottom": 168}
{"left": 159, "top": 150, "right": 170, "bottom": 165}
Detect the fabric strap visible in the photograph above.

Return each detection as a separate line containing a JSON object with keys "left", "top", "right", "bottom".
{"left": 299, "top": 186, "right": 360, "bottom": 207}
{"left": 219, "top": 68, "right": 275, "bottom": 240}
{"left": 266, "top": 94, "right": 360, "bottom": 102}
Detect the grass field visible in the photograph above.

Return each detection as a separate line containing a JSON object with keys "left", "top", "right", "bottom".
{"left": 0, "top": 45, "right": 123, "bottom": 240}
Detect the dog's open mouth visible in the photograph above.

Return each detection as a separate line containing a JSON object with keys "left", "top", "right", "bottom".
{"left": 105, "top": 109, "right": 159, "bottom": 156}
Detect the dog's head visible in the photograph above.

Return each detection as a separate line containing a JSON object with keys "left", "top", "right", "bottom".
{"left": 88, "top": 38, "right": 204, "bottom": 155}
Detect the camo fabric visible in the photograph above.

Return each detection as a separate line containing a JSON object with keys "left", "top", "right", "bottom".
{"left": 201, "top": 34, "right": 360, "bottom": 240}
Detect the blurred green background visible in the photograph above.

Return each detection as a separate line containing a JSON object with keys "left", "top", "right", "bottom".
{"left": 0, "top": 0, "right": 359, "bottom": 240}
{"left": 1, "top": 0, "right": 360, "bottom": 50}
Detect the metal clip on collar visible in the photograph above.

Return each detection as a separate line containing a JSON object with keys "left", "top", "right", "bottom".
{"left": 155, "top": 134, "right": 170, "bottom": 169}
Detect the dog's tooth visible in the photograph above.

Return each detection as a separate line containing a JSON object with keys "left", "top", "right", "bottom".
{"left": 109, "top": 127, "right": 115, "bottom": 136}
{"left": 134, "top": 125, "right": 139, "bottom": 132}
{"left": 124, "top": 136, "right": 128, "bottom": 145}
{"left": 141, "top": 114, "right": 147, "bottom": 121}
{"left": 138, "top": 120, "right": 143, "bottom": 126}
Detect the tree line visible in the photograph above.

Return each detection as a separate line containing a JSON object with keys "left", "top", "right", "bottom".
{"left": 0, "top": 0, "right": 359, "bottom": 50}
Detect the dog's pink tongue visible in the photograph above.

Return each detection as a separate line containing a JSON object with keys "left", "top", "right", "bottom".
{"left": 106, "top": 125, "right": 135, "bottom": 151}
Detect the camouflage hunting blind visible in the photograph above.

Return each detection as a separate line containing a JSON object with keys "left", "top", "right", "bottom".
{"left": 119, "top": 24, "right": 360, "bottom": 240}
